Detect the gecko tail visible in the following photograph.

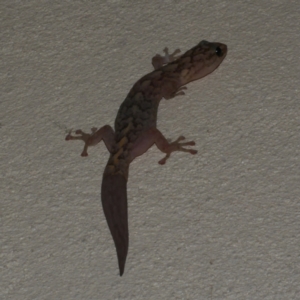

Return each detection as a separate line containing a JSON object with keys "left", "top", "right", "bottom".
{"left": 101, "top": 172, "right": 128, "bottom": 276}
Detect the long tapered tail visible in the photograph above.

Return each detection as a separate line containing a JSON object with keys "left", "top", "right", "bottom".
{"left": 101, "top": 167, "right": 129, "bottom": 276}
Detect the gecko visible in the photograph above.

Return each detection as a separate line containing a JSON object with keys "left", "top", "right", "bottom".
{"left": 65, "top": 40, "right": 227, "bottom": 276}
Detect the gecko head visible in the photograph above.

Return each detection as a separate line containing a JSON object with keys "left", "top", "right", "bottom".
{"left": 180, "top": 40, "right": 227, "bottom": 84}
{"left": 199, "top": 40, "right": 227, "bottom": 59}
{"left": 186, "top": 40, "right": 228, "bottom": 81}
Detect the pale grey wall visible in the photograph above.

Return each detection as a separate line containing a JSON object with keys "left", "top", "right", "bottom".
{"left": 1, "top": 1, "right": 299, "bottom": 299}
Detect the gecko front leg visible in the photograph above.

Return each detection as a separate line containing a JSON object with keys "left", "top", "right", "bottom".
{"left": 152, "top": 47, "right": 189, "bottom": 99}
{"left": 152, "top": 47, "right": 181, "bottom": 70}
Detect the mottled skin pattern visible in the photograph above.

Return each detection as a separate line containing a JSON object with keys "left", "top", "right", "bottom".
{"left": 66, "top": 40, "right": 227, "bottom": 276}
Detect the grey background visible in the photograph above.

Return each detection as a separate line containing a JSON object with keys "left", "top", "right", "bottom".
{"left": 1, "top": 1, "right": 299, "bottom": 299}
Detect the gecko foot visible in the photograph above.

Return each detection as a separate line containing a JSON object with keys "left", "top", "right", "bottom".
{"left": 65, "top": 127, "right": 99, "bottom": 156}
{"left": 163, "top": 85, "right": 188, "bottom": 100}
{"left": 163, "top": 47, "right": 181, "bottom": 61}
{"left": 158, "top": 136, "right": 197, "bottom": 165}
{"left": 166, "top": 86, "right": 187, "bottom": 99}
{"left": 65, "top": 125, "right": 115, "bottom": 156}
{"left": 152, "top": 47, "right": 181, "bottom": 69}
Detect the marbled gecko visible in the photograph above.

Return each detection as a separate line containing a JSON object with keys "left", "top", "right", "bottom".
{"left": 66, "top": 40, "right": 227, "bottom": 276}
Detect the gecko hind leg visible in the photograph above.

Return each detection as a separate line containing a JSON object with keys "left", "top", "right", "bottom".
{"left": 158, "top": 135, "right": 197, "bottom": 165}
{"left": 65, "top": 125, "right": 115, "bottom": 156}
{"left": 129, "top": 128, "right": 197, "bottom": 165}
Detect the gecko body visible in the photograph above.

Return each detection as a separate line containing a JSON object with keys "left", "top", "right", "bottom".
{"left": 66, "top": 40, "right": 227, "bottom": 276}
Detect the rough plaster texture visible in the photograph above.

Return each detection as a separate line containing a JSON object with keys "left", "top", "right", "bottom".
{"left": 1, "top": 1, "right": 299, "bottom": 299}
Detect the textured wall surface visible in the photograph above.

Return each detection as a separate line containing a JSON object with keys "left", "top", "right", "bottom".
{"left": 1, "top": 1, "right": 299, "bottom": 299}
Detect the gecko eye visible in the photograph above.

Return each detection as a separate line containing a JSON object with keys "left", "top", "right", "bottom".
{"left": 215, "top": 47, "right": 223, "bottom": 57}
